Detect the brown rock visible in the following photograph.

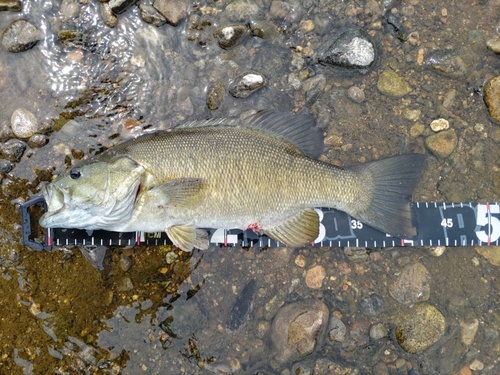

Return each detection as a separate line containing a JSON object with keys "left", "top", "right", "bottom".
{"left": 425, "top": 129, "right": 457, "bottom": 158}
{"left": 305, "top": 265, "right": 325, "bottom": 289}
{"left": 483, "top": 75, "right": 500, "bottom": 124}
{"left": 153, "top": 0, "right": 187, "bottom": 26}
{"left": 389, "top": 262, "right": 431, "bottom": 304}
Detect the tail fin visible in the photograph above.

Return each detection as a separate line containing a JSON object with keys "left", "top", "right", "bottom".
{"left": 347, "top": 154, "right": 427, "bottom": 238}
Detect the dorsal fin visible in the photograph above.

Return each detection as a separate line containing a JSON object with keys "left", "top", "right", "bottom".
{"left": 175, "top": 110, "right": 325, "bottom": 159}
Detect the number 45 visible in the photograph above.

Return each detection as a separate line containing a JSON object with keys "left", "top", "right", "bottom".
{"left": 475, "top": 204, "right": 500, "bottom": 244}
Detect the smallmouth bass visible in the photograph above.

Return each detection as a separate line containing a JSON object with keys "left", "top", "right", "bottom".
{"left": 39, "top": 110, "right": 427, "bottom": 251}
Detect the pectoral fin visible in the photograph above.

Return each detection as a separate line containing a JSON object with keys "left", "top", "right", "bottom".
{"left": 142, "top": 178, "right": 204, "bottom": 209}
{"left": 167, "top": 225, "right": 209, "bottom": 252}
{"left": 263, "top": 209, "right": 319, "bottom": 246}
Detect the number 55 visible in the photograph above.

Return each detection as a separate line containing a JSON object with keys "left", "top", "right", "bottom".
{"left": 475, "top": 204, "right": 500, "bottom": 244}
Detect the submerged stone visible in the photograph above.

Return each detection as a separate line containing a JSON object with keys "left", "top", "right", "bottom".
{"left": 377, "top": 70, "right": 412, "bottom": 98}
{"left": 317, "top": 27, "right": 376, "bottom": 71}
{"left": 153, "top": 0, "right": 187, "bottom": 26}
{"left": 2, "top": 19, "right": 43, "bottom": 53}
{"left": 229, "top": 71, "right": 266, "bottom": 98}
{"left": 483, "top": 75, "right": 500, "bottom": 124}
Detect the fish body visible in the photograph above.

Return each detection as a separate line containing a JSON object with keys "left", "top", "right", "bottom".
{"left": 40, "top": 111, "right": 426, "bottom": 251}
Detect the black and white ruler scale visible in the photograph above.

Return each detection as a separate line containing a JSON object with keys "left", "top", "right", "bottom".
{"left": 21, "top": 196, "right": 500, "bottom": 251}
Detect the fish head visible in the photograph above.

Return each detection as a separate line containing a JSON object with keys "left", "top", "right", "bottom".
{"left": 39, "top": 156, "right": 145, "bottom": 230}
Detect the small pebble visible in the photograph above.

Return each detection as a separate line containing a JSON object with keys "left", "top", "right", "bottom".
{"left": 299, "top": 20, "right": 314, "bottom": 32}
{"left": 347, "top": 86, "right": 365, "bottom": 103}
{"left": 295, "top": 254, "right": 306, "bottom": 267}
{"left": 469, "top": 359, "right": 484, "bottom": 371}
{"left": 486, "top": 36, "right": 500, "bottom": 54}
{"left": 425, "top": 129, "right": 457, "bottom": 158}
{"left": 430, "top": 118, "right": 449, "bottom": 132}
{"left": 27, "top": 134, "right": 49, "bottom": 148}
{"left": 305, "top": 265, "right": 325, "bottom": 289}
{"left": 119, "top": 253, "right": 132, "bottom": 272}
{"left": 359, "top": 294, "right": 384, "bottom": 316}
{"left": 429, "top": 246, "right": 446, "bottom": 257}
{"left": 11, "top": 108, "right": 40, "bottom": 138}
{"left": 370, "top": 322, "right": 388, "bottom": 340}
{"left": 410, "top": 123, "right": 425, "bottom": 137}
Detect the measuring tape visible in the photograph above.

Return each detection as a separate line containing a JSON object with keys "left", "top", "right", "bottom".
{"left": 21, "top": 196, "right": 500, "bottom": 251}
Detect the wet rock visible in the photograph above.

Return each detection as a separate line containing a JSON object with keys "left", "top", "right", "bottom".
{"left": 250, "top": 20, "right": 280, "bottom": 40}
{"left": 119, "top": 253, "right": 132, "bottom": 272}
{"left": 0, "top": 1, "right": 21, "bottom": 11}
{"left": 101, "top": 2, "right": 118, "bottom": 28}
{"left": 59, "top": 0, "right": 80, "bottom": 19}
{"left": 402, "top": 108, "right": 421, "bottom": 122}
{"left": 0, "top": 121, "right": 13, "bottom": 141}
{"left": 225, "top": 279, "right": 256, "bottom": 331}
{"left": 377, "top": 70, "right": 411, "bottom": 98}
{"left": 305, "top": 265, "right": 325, "bottom": 289}
{"left": 318, "top": 27, "right": 376, "bottom": 71}
{"left": 229, "top": 71, "right": 266, "bottom": 98}
{"left": 425, "top": 49, "right": 469, "bottom": 78}
{"left": 385, "top": 12, "right": 406, "bottom": 41}
{"left": 429, "top": 246, "right": 446, "bottom": 257}
{"left": 292, "top": 360, "right": 313, "bottom": 375}
{"left": 475, "top": 246, "right": 500, "bottom": 266}
{"left": 11, "top": 108, "right": 40, "bottom": 139}
{"left": 359, "top": 294, "right": 384, "bottom": 316}
{"left": 27, "top": 134, "right": 49, "bottom": 148}
{"left": 214, "top": 24, "right": 249, "bottom": 49}
{"left": 207, "top": 82, "right": 225, "bottom": 111}
{"left": 269, "top": 0, "right": 305, "bottom": 24}
{"left": 370, "top": 322, "right": 389, "bottom": 340}
{"left": 264, "top": 289, "right": 287, "bottom": 320}
{"left": 301, "top": 74, "right": 326, "bottom": 105}
{"left": 116, "top": 277, "right": 134, "bottom": 291}
{"left": 486, "top": 36, "right": 500, "bottom": 53}
{"left": 0, "top": 160, "right": 13, "bottom": 174}
{"left": 460, "top": 318, "right": 479, "bottom": 346}
{"left": 327, "top": 316, "right": 346, "bottom": 342}
{"left": 425, "top": 129, "right": 457, "bottom": 158}
{"left": 0, "top": 139, "right": 26, "bottom": 162}
{"left": 430, "top": 118, "right": 449, "bottom": 132}
{"left": 409, "top": 123, "right": 424, "bottom": 137}
{"left": 295, "top": 254, "right": 306, "bottom": 267}
{"left": 159, "top": 299, "right": 206, "bottom": 338}
{"left": 394, "top": 303, "right": 445, "bottom": 353}
{"left": 271, "top": 299, "right": 329, "bottom": 363}
{"left": 224, "top": 0, "right": 261, "bottom": 23}
{"left": 389, "top": 262, "right": 431, "bottom": 305}
{"left": 109, "top": 0, "right": 137, "bottom": 14}
{"left": 153, "top": 0, "right": 188, "bottom": 26}
{"left": 347, "top": 86, "right": 365, "bottom": 103}
{"left": 483, "top": 75, "right": 500, "bottom": 124}
{"left": 2, "top": 19, "right": 43, "bottom": 53}
{"left": 138, "top": 4, "right": 167, "bottom": 27}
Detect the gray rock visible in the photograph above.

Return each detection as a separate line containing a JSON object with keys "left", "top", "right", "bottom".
{"left": 214, "top": 24, "right": 249, "bottom": 49}
{"left": 271, "top": 299, "right": 329, "bottom": 363}
{"left": 11, "top": 108, "right": 39, "bottom": 139}
{"left": 377, "top": 70, "right": 412, "bottom": 98}
{"left": 27, "top": 134, "right": 48, "bottom": 148}
{"left": 116, "top": 277, "right": 134, "bottom": 291}
{"left": 224, "top": 0, "right": 261, "bottom": 23}
{"left": 207, "top": 82, "right": 225, "bottom": 110}
{"left": 347, "top": 86, "right": 365, "bottom": 103}
{"left": 229, "top": 71, "right": 266, "bottom": 98}
{"left": 225, "top": 279, "right": 256, "bottom": 331}
{"left": 425, "top": 129, "right": 457, "bottom": 158}
{"left": 394, "top": 303, "right": 445, "bottom": 353}
{"left": 389, "top": 262, "right": 431, "bottom": 305}
{"left": 153, "top": 0, "right": 187, "bottom": 26}
{"left": 2, "top": 19, "right": 43, "bottom": 53}
{"left": 0, "top": 0, "right": 21, "bottom": 12}
{"left": 138, "top": 4, "right": 167, "bottom": 27}
{"left": 59, "top": 0, "right": 80, "bottom": 19}
{"left": 109, "top": 0, "right": 137, "bottom": 14}
{"left": 269, "top": 0, "right": 305, "bottom": 24}
{"left": 0, "top": 121, "right": 13, "bottom": 141}
{"left": 327, "top": 316, "right": 346, "bottom": 342}
{"left": 359, "top": 294, "right": 384, "bottom": 316}
{"left": 0, "top": 139, "right": 26, "bottom": 162}
{"left": 301, "top": 74, "right": 326, "bottom": 105}
{"left": 486, "top": 36, "right": 500, "bottom": 54}
{"left": 0, "top": 160, "right": 13, "bottom": 174}
{"left": 158, "top": 299, "right": 207, "bottom": 339}
{"left": 318, "top": 27, "right": 376, "bottom": 71}
{"left": 119, "top": 253, "right": 132, "bottom": 272}
{"left": 101, "top": 2, "right": 118, "bottom": 28}
{"left": 425, "top": 49, "right": 469, "bottom": 78}
{"left": 370, "top": 322, "right": 389, "bottom": 340}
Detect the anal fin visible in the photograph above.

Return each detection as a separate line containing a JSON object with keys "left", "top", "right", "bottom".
{"left": 167, "top": 225, "right": 208, "bottom": 252}
{"left": 263, "top": 209, "right": 319, "bottom": 247}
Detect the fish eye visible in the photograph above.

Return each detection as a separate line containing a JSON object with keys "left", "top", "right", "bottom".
{"left": 70, "top": 168, "right": 81, "bottom": 180}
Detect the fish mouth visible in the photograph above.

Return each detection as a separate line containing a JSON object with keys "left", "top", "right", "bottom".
{"left": 39, "top": 183, "right": 66, "bottom": 227}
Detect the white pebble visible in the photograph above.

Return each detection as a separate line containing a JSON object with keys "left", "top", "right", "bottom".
{"left": 430, "top": 118, "right": 449, "bottom": 132}
{"left": 429, "top": 246, "right": 446, "bottom": 257}
{"left": 11, "top": 108, "right": 39, "bottom": 139}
